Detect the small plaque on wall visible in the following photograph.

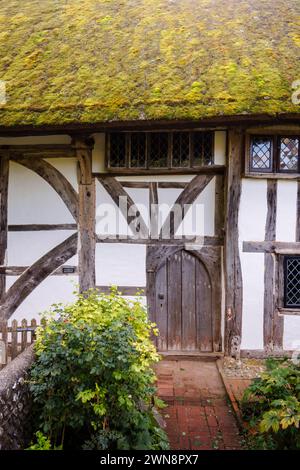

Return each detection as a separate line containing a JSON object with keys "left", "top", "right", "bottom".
{"left": 62, "top": 267, "right": 76, "bottom": 274}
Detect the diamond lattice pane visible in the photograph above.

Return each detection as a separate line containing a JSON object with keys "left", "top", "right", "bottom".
{"left": 109, "top": 133, "right": 126, "bottom": 167}
{"left": 250, "top": 137, "right": 272, "bottom": 170}
{"left": 172, "top": 132, "right": 190, "bottom": 167}
{"left": 279, "top": 137, "right": 299, "bottom": 171}
{"left": 285, "top": 257, "right": 300, "bottom": 307}
{"left": 149, "top": 133, "right": 168, "bottom": 167}
{"left": 193, "top": 132, "right": 213, "bottom": 166}
{"left": 130, "top": 133, "right": 146, "bottom": 168}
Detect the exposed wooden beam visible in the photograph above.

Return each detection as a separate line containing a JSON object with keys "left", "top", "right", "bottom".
{"left": 0, "top": 152, "right": 9, "bottom": 300}
{"left": 74, "top": 139, "right": 96, "bottom": 294}
{"left": 93, "top": 165, "right": 225, "bottom": 177}
{"left": 96, "top": 286, "right": 145, "bottom": 295}
{"left": 97, "top": 175, "right": 148, "bottom": 237}
{"left": 11, "top": 157, "right": 79, "bottom": 222}
{"left": 214, "top": 174, "right": 224, "bottom": 238}
{"left": 0, "top": 233, "right": 78, "bottom": 320}
{"left": 0, "top": 265, "right": 78, "bottom": 276}
{"left": 243, "top": 241, "right": 300, "bottom": 253}
{"left": 95, "top": 234, "right": 223, "bottom": 246}
{"left": 224, "top": 129, "right": 243, "bottom": 357}
{"left": 264, "top": 180, "right": 277, "bottom": 351}
{"left": 8, "top": 224, "right": 77, "bottom": 232}
{"left": 296, "top": 181, "right": 300, "bottom": 242}
{"left": 119, "top": 181, "right": 188, "bottom": 189}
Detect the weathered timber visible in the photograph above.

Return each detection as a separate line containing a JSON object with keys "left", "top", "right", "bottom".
{"left": 149, "top": 182, "right": 158, "bottom": 239}
{"left": 159, "top": 174, "right": 214, "bottom": 238}
{"left": 0, "top": 152, "right": 9, "bottom": 300}
{"left": 96, "top": 235, "right": 223, "bottom": 245}
{"left": 0, "top": 265, "right": 78, "bottom": 276}
{"left": 297, "top": 181, "right": 300, "bottom": 242}
{"left": 8, "top": 224, "right": 77, "bottom": 231}
{"left": 94, "top": 165, "right": 225, "bottom": 177}
{"left": 224, "top": 129, "right": 243, "bottom": 357}
{"left": 11, "top": 157, "right": 79, "bottom": 221}
{"left": 264, "top": 180, "right": 277, "bottom": 351}
{"left": 119, "top": 181, "right": 188, "bottom": 189}
{"left": 214, "top": 174, "right": 225, "bottom": 238}
{"left": 97, "top": 175, "right": 148, "bottom": 237}
{"left": 0, "top": 233, "right": 78, "bottom": 320}
{"left": 243, "top": 241, "right": 300, "bottom": 253}
{"left": 74, "top": 139, "right": 96, "bottom": 294}
{"left": 96, "top": 286, "right": 145, "bottom": 295}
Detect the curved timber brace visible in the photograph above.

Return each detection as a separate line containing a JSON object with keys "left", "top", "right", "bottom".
{"left": 0, "top": 144, "right": 83, "bottom": 320}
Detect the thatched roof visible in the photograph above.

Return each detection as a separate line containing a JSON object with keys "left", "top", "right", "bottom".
{"left": 0, "top": 0, "right": 299, "bottom": 128}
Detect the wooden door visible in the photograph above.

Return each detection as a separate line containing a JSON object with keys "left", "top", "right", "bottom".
{"left": 154, "top": 250, "right": 213, "bottom": 352}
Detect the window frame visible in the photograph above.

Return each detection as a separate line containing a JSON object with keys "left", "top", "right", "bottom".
{"left": 246, "top": 133, "right": 300, "bottom": 176}
{"left": 283, "top": 255, "right": 300, "bottom": 309}
{"left": 106, "top": 130, "right": 215, "bottom": 171}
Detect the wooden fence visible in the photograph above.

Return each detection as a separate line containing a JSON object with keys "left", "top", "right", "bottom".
{"left": 0, "top": 319, "right": 38, "bottom": 369}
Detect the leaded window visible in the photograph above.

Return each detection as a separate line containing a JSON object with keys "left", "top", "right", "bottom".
{"left": 106, "top": 131, "right": 214, "bottom": 169}
{"left": 284, "top": 256, "right": 300, "bottom": 308}
{"left": 250, "top": 137, "right": 273, "bottom": 172}
{"left": 108, "top": 132, "right": 126, "bottom": 168}
{"left": 279, "top": 137, "right": 299, "bottom": 172}
{"left": 249, "top": 135, "right": 300, "bottom": 174}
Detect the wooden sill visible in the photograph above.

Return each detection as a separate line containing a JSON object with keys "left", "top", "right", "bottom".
{"left": 94, "top": 165, "right": 225, "bottom": 176}
{"left": 277, "top": 307, "right": 300, "bottom": 316}
{"left": 243, "top": 172, "right": 300, "bottom": 180}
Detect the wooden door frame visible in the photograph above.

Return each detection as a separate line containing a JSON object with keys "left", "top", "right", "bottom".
{"left": 146, "top": 245, "right": 222, "bottom": 353}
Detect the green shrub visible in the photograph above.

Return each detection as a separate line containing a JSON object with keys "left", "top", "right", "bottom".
{"left": 241, "top": 359, "right": 300, "bottom": 449}
{"left": 28, "top": 288, "right": 169, "bottom": 450}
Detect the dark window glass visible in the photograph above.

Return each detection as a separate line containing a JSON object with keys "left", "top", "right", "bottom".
{"left": 193, "top": 132, "right": 214, "bottom": 166}
{"left": 279, "top": 137, "right": 299, "bottom": 172}
{"left": 149, "top": 132, "right": 168, "bottom": 167}
{"left": 250, "top": 137, "right": 273, "bottom": 171}
{"left": 130, "top": 133, "right": 146, "bottom": 168}
{"left": 284, "top": 256, "right": 300, "bottom": 308}
{"left": 172, "top": 132, "right": 190, "bottom": 167}
{"left": 109, "top": 133, "right": 126, "bottom": 167}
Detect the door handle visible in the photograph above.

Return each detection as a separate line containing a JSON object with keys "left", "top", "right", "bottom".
{"left": 158, "top": 293, "right": 164, "bottom": 300}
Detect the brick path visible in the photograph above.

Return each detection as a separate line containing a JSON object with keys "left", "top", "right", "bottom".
{"left": 156, "top": 359, "right": 244, "bottom": 450}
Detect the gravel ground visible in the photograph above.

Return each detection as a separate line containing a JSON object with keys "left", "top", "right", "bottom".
{"left": 221, "top": 358, "right": 266, "bottom": 379}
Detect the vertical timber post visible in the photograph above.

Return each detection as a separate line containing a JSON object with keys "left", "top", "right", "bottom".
{"left": 74, "top": 138, "right": 95, "bottom": 295}
{"left": 0, "top": 151, "right": 9, "bottom": 304}
{"left": 224, "top": 129, "right": 243, "bottom": 357}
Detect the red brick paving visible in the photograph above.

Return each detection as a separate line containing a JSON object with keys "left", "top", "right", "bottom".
{"left": 155, "top": 359, "right": 244, "bottom": 450}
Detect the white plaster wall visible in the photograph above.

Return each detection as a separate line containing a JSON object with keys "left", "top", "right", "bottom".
{"left": 276, "top": 180, "right": 297, "bottom": 242}
{"left": 214, "top": 131, "right": 226, "bottom": 165}
{"left": 7, "top": 231, "right": 77, "bottom": 266}
{"left": 283, "top": 316, "right": 300, "bottom": 350}
{"left": 95, "top": 243, "right": 146, "bottom": 287}
{"left": 239, "top": 179, "right": 268, "bottom": 349}
{"left": 44, "top": 157, "right": 78, "bottom": 191}
{"left": 8, "top": 161, "right": 76, "bottom": 224}
{"left": 240, "top": 253, "right": 265, "bottom": 349}
{"left": 6, "top": 276, "right": 78, "bottom": 323}
{"left": 92, "top": 133, "right": 105, "bottom": 173}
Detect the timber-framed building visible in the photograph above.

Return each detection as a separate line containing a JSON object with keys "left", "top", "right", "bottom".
{"left": 0, "top": 0, "right": 300, "bottom": 357}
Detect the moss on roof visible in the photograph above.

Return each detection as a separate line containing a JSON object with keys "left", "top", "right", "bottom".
{"left": 0, "top": 0, "right": 299, "bottom": 127}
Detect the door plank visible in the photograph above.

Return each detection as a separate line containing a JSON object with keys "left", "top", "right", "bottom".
{"left": 155, "top": 263, "right": 168, "bottom": 351}
{"left": 181, "top": 251, "right": 197, "bottom": 350}
{"left": 196, "top": 261, "right": 213, "bottom": 352}
{"left": 167, "top": 252, "right": 182, "bottom": 350}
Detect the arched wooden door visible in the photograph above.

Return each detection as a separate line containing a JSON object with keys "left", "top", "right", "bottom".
{"left": 154, "top": 250, "right": 213, "bottom": 352}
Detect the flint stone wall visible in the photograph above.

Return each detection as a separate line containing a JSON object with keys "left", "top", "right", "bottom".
{"left": 0, "top": 345, "right": 34, "bottom": 450}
